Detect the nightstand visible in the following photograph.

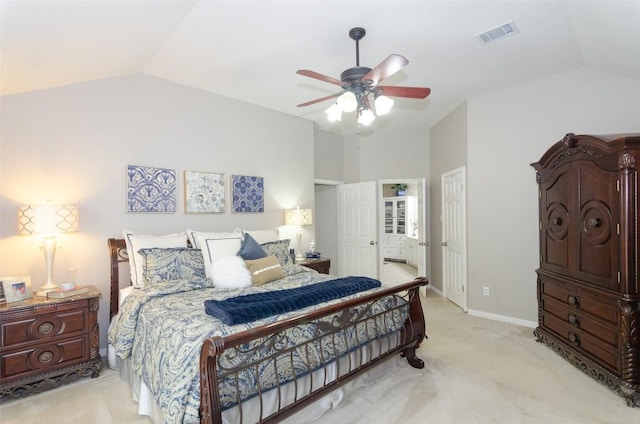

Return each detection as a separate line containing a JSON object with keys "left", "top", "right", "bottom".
{"left": 0, "top": 286, "right": 102, "bottom": 401}
{"left": 298, "top": 258, "right": 331, "bottom": 274}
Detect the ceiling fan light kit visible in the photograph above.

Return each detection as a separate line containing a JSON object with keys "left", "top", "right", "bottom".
{"left": 374, "top": 94, "right": 394, "bottom": 115}
{"left": 297, "top": 26, "right": 431, "bottom": 128}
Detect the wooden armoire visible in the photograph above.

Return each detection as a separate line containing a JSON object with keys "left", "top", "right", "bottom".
{"left": 532, "top": 133, "right": 640, "bottom": 407}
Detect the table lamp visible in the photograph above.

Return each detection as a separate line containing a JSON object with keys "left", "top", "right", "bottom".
{"left": 18, "top": 205, "right": 79, "bottom": 296}
{"left": 285, "top": 207, "right": 312, "bottom": 262}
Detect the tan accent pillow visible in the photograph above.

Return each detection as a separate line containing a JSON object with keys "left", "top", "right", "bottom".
{"left": 244, "top": 255, "right": 285, "bottom": 286}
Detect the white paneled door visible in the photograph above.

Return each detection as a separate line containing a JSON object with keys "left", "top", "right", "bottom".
{"left": 442, "top": 167, "right": 467, "bottom": 311}
{"left": 417, "top": 178, "right": 429, "bottom": 297}
{"left": 337, "top": 181, "right": 378, "bottom": 278}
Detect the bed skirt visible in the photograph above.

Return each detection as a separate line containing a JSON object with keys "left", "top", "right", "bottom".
{"left": 108, "top": 338, "right": 399, "bottom": 424}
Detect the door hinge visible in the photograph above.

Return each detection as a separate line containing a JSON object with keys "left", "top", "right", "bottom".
{"left": 618, "top": 271, "right": 621, "bottom": 284}
{"left": 617, "top": 180, "right": 620, "bottom": 192}
{"left": 617, "top": 223, "right": 620, "bottom": 236}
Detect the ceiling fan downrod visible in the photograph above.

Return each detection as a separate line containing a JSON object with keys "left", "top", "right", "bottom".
{"left": 349, "top": 27, "right": 366, "bottom": 67}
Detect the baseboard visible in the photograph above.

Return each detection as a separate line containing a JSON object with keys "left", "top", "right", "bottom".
{"left": 427, "top": 285, "right": 443, "bottom": 296}
{"left": 467, "top": 309, "right": 537, "bottom": 328}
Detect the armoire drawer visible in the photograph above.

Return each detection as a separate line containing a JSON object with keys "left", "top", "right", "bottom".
{"left": 541, "top": 296, "right": 618, "bottom": 348}
{"left": 541, "top": 312, "right": 620, "bottom": 374}
{"left": 540, "top": 278, "right": 619, "bottom": 325}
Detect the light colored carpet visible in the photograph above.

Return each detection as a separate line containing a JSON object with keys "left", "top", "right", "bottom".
{"left": 2, "top": 265, "right": 638, "bottom": 423}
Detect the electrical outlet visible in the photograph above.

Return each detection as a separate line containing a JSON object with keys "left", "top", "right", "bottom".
{"left": 483, "top": 286, "right": 490, "bottom": 296}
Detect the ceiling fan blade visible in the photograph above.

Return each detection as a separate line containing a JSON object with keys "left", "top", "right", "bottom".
{"left": 297, "top": 70, "right": 343, "bottom": 86}
{"left": 297, "top": 92, "right": 343, "bottom": 107}
{"left": 377, "top": 86, "right": 431, "bottom": 99}
{"left": 363, "top": 54, "right": 409, "bottom": 85}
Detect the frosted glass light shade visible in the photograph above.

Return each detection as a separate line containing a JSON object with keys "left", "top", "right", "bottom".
{"left": 325, "top": 103, "right": 342, "bottom": 122}
{"left": 374, "top": 95, "right": 394, "bottom": 115}
{"left": 358, "top": 108, "right": 376, "bottom": 126}
{"left": 337, "top": 91, "right": 358, "bottom": 113}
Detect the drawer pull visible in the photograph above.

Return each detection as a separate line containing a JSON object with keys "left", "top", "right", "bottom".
{"left": 38, "top": 322, "right": 54, "bottom": 334}
{"left": 568, "top": 332, "right": 581, "bottom": 347}
{"left": 38, "top": 351, "right": 54, "bottom": 363}
{"left": 568, "top": 313, "right": 580, "bottom": 327}
{"left": 567, "top": 295, "right": 580, "bottom": 308}
{"left": 551, "top": 217, "right": 562, "bottom": 226}
{"left": 588, "top": 218, "right": 601, "bottom": 228}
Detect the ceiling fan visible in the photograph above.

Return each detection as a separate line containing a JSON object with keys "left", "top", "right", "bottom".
{"left": 296, "top": 27, "right": 431, "bottom": 126}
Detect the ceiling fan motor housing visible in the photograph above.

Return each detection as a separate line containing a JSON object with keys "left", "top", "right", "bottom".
{"left": 340, "top": 67, "right": 372, "bottom": 91}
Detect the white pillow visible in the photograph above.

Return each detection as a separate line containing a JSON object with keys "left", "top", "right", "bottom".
{"left": 242, "top": 228, "right": 280, "bottom": 245}
{"left": 211, "top": 255, "right": 251, "bottom": 290}
{"left": 123, "top": 230, "right": 187, "bottom": 288}
{"left": 199, "top": 233, "right": 243, "bottom": 279}
{"left": 186, "top": 229, "right": 242, "bottom": 248}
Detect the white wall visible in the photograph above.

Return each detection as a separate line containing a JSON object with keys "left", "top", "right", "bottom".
{"left": 466, "top": 68, "right": 640, "bottom": 321}
{"left": 429, "top": 102, "right": 468, "bottom": 292}
{"left": 358, "top": 129, "right": 429, "bottom": 181}
{"left": 0, "top": 74, "right": 315, "bottom": 351}
{"left": 313, "top": 129, "right": 344, "bottom": 181}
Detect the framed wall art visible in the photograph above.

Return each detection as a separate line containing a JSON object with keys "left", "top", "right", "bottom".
{"left": 2, "top": 276, "right": 33, "bottom": 303}
{"left": 184, "top": 171, "right": 225, "bottom": 213}
{"left": 127, "top": 165, "right": 177, "bottom": 213}
{"left": 232, "top": 175, "right": 264, "bottom": 213}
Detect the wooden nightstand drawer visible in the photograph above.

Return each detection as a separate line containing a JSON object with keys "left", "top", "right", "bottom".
{"left": 2, "top": 308, "right": 88, "bottom": 348}
{"left": 0, "top": 286, "right": 102, "bottom": 400}
{"left": 1, "top": 336, "right": 89, "bottom": 379}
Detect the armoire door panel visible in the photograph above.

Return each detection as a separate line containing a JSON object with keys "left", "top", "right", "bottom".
{"left": 577, "top": 165, "right": 619, "bottom": 289}
{"left": 541, "top": 170, "right": 573, "bottom": 273}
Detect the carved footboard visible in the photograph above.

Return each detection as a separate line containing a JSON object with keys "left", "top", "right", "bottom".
{"left": 200, "top": 277, "right": 428, "bottom": 424}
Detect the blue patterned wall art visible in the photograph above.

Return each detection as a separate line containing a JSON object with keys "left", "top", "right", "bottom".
{"left": 232, "top": 175, "right": 264, "bottom": 213}
{"left": 127, "top": 165, "right": 177, "bottom": 213}
{"left": 184, "top": 171, "right": 225, "bottom": 213}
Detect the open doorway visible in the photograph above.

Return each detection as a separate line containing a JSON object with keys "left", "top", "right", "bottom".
{"left": 378, "top": 179, "right": 428, "bottom": 287}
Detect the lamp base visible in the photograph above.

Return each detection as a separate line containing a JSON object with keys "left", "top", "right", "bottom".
{"left": 295, "top": 253, "right": 306, "bottom": 263}
{"left": 36, "top": 286, "right": 57, "bottom": 297}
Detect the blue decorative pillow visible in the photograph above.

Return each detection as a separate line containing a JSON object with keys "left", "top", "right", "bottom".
{"left": 138, "top": 247, "right": 206, "bottom": 286}
{"left": 260, "top": 239, "right": 291, "bottom": 266}
{"left": 237, "top": 233, "right": 267, "bottom": 260}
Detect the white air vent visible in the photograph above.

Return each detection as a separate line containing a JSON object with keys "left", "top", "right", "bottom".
{"left": 475, "top": 21, "right": 519, "bottom": 44}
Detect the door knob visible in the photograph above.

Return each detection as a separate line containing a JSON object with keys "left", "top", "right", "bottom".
{"left": 442, "top": 242, "right": 448, "bottom": 246}
{"left": 370, "top": 241, "right": 376, "bottom": 245}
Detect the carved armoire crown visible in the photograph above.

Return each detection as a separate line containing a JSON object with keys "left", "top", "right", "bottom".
{"left": 532, "top": 133, "right": 640, "bottom": 407}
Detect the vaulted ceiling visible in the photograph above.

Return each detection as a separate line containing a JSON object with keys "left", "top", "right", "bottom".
{"left": 2, "top": 1, "right": 639, "bottom": 135}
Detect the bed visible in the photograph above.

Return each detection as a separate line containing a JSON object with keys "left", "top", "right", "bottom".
{"left": 107, "top": 231, "right": 428, "bottom": 424}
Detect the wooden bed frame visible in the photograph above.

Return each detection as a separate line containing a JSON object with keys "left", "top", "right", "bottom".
{"left": 108, "top": 238, "right": 429, "bottom": 424}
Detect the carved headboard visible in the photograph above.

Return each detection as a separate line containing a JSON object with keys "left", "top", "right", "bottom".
{"left": 108, "top": 238, "right": 129, "bottom": 320}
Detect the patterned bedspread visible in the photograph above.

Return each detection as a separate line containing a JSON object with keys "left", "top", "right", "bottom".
{"left": 108, "top": 265, "right": 407, "bottom": 423}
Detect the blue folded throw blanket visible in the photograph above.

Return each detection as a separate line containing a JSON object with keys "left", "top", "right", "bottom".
{"left": 204, "top": 276, "right": 382, "bottom": 325}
